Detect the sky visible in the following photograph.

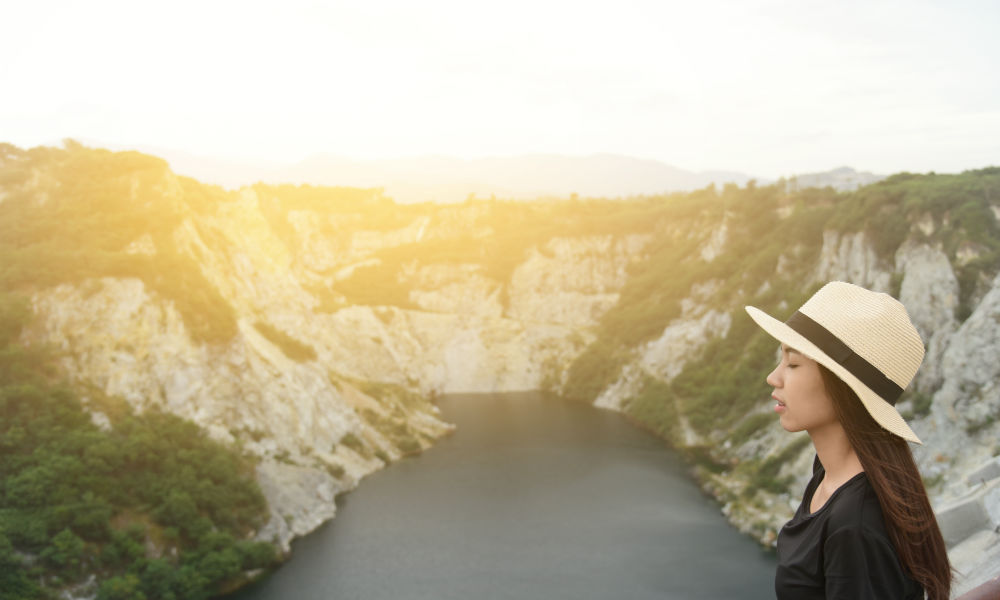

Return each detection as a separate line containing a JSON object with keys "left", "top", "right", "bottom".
{"left": 2, "top": 0, "right": 998, "bottom": 179}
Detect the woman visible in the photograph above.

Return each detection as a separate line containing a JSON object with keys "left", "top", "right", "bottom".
{"left": 745, "top": 281, "right": 951, "bottom": 599}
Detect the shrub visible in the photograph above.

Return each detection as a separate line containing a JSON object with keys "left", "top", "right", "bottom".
{"left": 339, "top": 432, "right": 366, "bottom": 455}
{"left": 253, "top": 321, "right": 317, "bottom": 362}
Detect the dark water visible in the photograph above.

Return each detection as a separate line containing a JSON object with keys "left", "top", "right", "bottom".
{"left": 230, "top": 392, "right": 776, "bottom": 600}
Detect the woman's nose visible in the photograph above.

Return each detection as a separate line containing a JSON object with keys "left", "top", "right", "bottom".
{"left": 766, "top": 365, "right": 781, "bottom": 388}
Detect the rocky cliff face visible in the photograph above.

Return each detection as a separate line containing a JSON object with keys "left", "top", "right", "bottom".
{"left": 589, "top": 226, "right": 1000, "bottom": 594}
{"left": 24, "top": 174, "right": 649, "bottom": 553}
{"left": 29, "top": 277, "right": 449, "bottom": 552}
{"left": 15, "top": 153, "right": 999, "bottom": 595}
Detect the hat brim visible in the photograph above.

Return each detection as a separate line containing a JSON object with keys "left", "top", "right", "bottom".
{"left": 745, "top": 305, "right": 921, "bottom": 444}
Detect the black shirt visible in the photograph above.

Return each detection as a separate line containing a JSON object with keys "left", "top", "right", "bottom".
{"left": 774, "top": 460, "right": 923, "bottom": 599}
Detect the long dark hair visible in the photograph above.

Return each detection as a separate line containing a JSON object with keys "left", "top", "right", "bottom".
{"left": 819, "top": 365, "right": 952, "bottom": 600}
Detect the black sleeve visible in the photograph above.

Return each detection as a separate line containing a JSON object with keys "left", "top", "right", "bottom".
{"left": 823, "top": 525, "right": 912, "bottom": 600}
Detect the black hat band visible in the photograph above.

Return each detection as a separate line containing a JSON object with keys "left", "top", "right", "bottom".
{"left": 785, "top": 311, "right": 904, "bottom": 405}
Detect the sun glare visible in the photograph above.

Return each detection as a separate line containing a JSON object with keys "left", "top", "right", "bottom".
{"left": 0, "top": 0, "right": 997, "bottom": 177}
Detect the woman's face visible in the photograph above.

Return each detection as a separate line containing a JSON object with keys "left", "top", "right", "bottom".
{"left": 766, "top": 345, "right": 838, "bottom": 434}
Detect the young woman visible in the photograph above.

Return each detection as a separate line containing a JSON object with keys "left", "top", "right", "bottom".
{"left": 745, "top": 281, "right": 951, "bottom": 599}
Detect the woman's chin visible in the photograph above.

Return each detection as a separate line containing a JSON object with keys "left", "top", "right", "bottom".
{"left": 778, "top": 415, "right": 800, "bottom": 433}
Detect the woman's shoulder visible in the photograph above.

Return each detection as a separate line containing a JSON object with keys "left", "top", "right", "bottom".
{"left": 820, "top": 478, "right": 923, "bottom": 599}
{"left": 822, "top": 472, "right": 891, "bottom": 539}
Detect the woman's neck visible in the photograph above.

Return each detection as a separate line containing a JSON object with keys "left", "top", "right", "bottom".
{"left": 809, "top": 422, "right": 863, "bottom": 486}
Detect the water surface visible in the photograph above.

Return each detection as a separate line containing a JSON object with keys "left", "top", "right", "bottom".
{"left": 231, "top": 392, "right": 776, "bottom": 599}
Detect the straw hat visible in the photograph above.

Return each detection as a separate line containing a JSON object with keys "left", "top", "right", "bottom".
{"left": 745, "top": 281, "right": 925, "bottom": 444}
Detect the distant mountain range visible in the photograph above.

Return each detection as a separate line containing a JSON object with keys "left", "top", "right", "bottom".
{"left": 787, "top": 166, "right": 886, "bottom": 193}
{"left": 79, "top": 140, "right": 885, "bottom": 203}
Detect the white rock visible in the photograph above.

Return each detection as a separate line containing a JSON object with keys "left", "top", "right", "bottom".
{"left": 507, "top": 234, "right": 650, "bottom": 327}
{"left": 812, "top": 231, "right": 891, "bottom": 291}
{"left": 699, "top": 218, "right": 728, "bottom": 262}
{"left": 254, "top": 461, "right": 344, "bottom": 553}
{"left": 895, "top": 242, "right": 959, "bottom": 392}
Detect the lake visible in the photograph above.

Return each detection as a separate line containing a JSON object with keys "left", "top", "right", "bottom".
{"left": 229, "top": 392, "right": 776, "bottom": 599}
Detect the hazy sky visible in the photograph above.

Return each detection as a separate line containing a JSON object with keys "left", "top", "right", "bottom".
{"left": 2, "top": 0, "right": 998, "bottom": 178}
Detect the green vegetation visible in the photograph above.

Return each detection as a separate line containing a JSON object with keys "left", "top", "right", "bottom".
{"left": 0, "top": 354, "right": 276, "bottom": 599}
{"left": 334, "top": 262, "right": 418, "bottom": 309}
{"left": 829, "top": 168, "right": 1000, "bottom": 318}
{"left": 0, "top": 143, "right": 278, "bottom": 597}
{"left": 565, "top": 182, "right": 832, "bottom": 406}
{"left": 567, "top": 168, "right": 1000, "bottom": 500}
{"left": 4, "top": 140, "right": 999, "bottom": 575}
{"left": 900, "top": 390, "right": 934, "bottom": 420}
{"left": 728, "top": 413, "right": 777, "bottom": 442}
{"left": 253, "top": 182, "right": 408, "bottom": 241}
{"left": 743, "top": 436, "right": 812, "bottom": 496}
{"left": 339, "top": 432, "right": 366, "bottom": 455}
{"left": 0, "top": 141, "right": 237, "bottom": 344}
{"left": 333, "top": 377, "right": 434, "bottom": 456}
{"left": 622, "top": 377, "right": 678, "bottom": 441}
{"left": 253, "top": 321, "right": 317, "bottom": 362}
{"left": 330, "top": 195, "right": 673, "bottom": 309}
{"left": 567, "top": 169, "right": 1000, "bottom": 415}
{"left": 966, "top": 413, "right": 997, "bottom": 436}
{"left": 324, "top": 463, "right": 346, "bottom": 479}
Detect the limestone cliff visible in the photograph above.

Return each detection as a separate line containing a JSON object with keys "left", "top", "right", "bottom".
{"left": 21, "top": 167, "right": 649, "bottom": 555}
{"left": 590, "top": 226, "right": 1000, "bottom": 595}
{"left": 8, "top": 145, "right": 999, "bottom": 596}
